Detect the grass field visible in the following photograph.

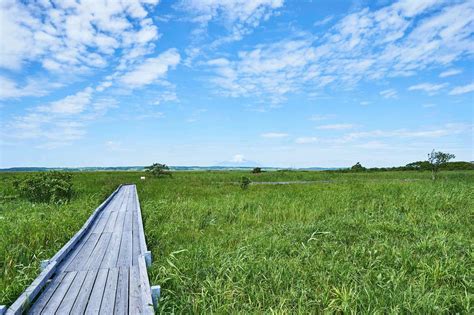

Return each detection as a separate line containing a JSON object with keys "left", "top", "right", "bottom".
{"left": 1, "top": 170, "right": 473, "bottom": 313}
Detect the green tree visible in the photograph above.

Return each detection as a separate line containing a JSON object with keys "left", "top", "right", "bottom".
{"left": 351, "top": 162, "right": 366, "bottom": 172}
{"left": 252, "top": 167, "right": 262, "bottom": 174}
{"left": 428, "top": 150, "right": 455, "bottom": 180}
{"left": 145, "top": 163, "right": 172, "bottom": 177}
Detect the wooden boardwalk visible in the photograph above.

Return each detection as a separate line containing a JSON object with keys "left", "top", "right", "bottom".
{"left": 6, "top": 185, "right": 154, "bottom": 315}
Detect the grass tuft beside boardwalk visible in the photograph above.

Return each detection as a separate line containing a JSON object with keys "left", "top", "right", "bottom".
{"left": 1, "top": 171, "right": 473, "bottom": 313}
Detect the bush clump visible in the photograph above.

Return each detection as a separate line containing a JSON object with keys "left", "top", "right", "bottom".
{"left": 240, "top": 176, "right": 251, "bottom": 189}
{"left": 13, "top": 171, "right": 74, "bottom": 203}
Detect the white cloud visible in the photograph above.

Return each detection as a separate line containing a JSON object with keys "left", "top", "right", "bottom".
{"left": 120, "top": 49, "right": 181, "bottom": 87}
{"left": 408, "top": 83, "right": 448, "bottom": 94}
{"left": 5, "top": 87, "right": 118, "bottom": 148}
{"left": 422, "top": 103, "right": 436, "bottom": 108}
{"left": 261, "top": 132, "right": 288, "bottom": 138}
{"left": 180, "top": 0, "right": 284, "bottom": 42}
{"left": 0, "top": 0, "right": 160, "bottom": 72}
{"left": 153, "top": 91, "right": 179, "bottom": 105}
{"left": 316, "top": 124, "right": 354, "bottom": 130}
{"left": 449, "top": 83, "right": 474, "bottom": 95}
{"left": 38, "top": 87, "right": 93, "bottom": 115}
{"left": 380, "top": 89, "right": 398, "bottom": 99}
{"left": 439, "top": 68, "right": 462, "bottom": 78}
{"left": 314, "top": 15, "right": 334, "bottom": 27}
{"left": 309, "top": 114, "right": 334, "bottom": 121}
{"left": 0, "top": 76, "right": 56, "bottom": 100}
{"left": 205, "top": 1, "right": 474, "bottom": 103}
{"left": 340, "top": 123, "right": 472, "bottom": 143}
{"left": 231, "top": 154, "right": 246, "bottom": 163}
{"left": 295, "top": 137, "right": 318, "bottom": 144}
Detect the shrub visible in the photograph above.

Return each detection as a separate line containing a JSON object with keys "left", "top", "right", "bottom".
{"left": 252, "top": 167, "right": 262, "bottom": 174}
{"left": 145, "top": 163, "right": 172, "bottom": 177}
{"left": 240, "top": 177, "right": 251, "bottom": 189}
{"left": 13, "top": 171, "right": 74, "bottom": 203}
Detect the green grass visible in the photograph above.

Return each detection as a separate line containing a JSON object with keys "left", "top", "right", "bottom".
{"left": 1, "top": 170, "right": 473, "bottom": 313}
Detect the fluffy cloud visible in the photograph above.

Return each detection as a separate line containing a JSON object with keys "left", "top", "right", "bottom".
{"left": 0, "top": 76, "right": 58, "bottom": 100}
{"left": 439, "top": 69, "right": 462, "bottom": 78}
{"left": 295, "top": 137, "right": 318, "bottom": 144}
{"left": 5, "top": 87, "right": 117, "bottom": 148}
{"left": 0, "top": 0, "right": 160, "bottom": 72}
{"left": 181, "top": 0, "right": 283, "bottom": 41}
{"left": 449, "top": 83, "right": 474, "bottom": 96}
{"left": 408, "top": 83, "right": 448, "bottom": 94}
{"left": 261, "top": 132, "right": 288, "bottom": 138}
{"left": 205, "top": 1, "right": 474, "bottom": 103}
{"left": 380, "top": 89, "right": 398, "bottom": 99}
{"left": 120, "top": 49, "right": 181, "bottom": 87}
{"left": 316, "top": 124, "right": 355, "bottom": 130}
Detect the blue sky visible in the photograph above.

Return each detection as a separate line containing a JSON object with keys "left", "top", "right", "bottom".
{"left": 0, "top": 0, "right": 473, "bottom": 168}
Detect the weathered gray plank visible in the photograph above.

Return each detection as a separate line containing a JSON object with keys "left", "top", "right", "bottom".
{"left": 138, "top": 255, "right": 155, "bottom": 314}
{"left": 117, "top": 231, "right": 133, "bottom": 267}
{"left": 133, "top": 185, "right": 149, "bottom": 255}
{"left": 65, "top": 233, "right": 101, "bottom": 272}
{"left": 132, "top": 210, "right": 141, "bottom": 265}
{"left": 70, "top": 269, "right": 99, "bottom": 315}
{"left": 101, "top": 211, "right": 126, "bottom": 269}
{"left": 128, "top": 266, "right": 143, "bottom": 315}
{"left": 40, "top": 271, "right": 77, "bottom": 314}
{"left": 99, "top": 268, "right": 119, "bottom": 314}
{"left": 103, "top": 209, "right": 118, "bottom": 233}
{"left": 91, "top": 211, "right": 110, "bottom": 235}
{"left": 27, "top": 271, "right": 66, "bottom": 314}
{"left": 84, "top": 268, "right": 108, "bottom": 314}
{"left": 123, "top": 209, "right": 133, "bottom": 232}
{"left": 55, "top": 270, "right": 88, "bottom": 314}
{"left": 119, "top": 186, "right": 130, "bottom": 212}
{"left": 114, "top": 267, "right": 129, "bottom": 315}
{"left": 82, "top": 232, "right": 112, "bottom": 271}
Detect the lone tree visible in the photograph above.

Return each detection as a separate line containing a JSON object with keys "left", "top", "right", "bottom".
{"left": 351, "top": 162, "right": 366, "bottom": 172}
{"left": 252, "top": 167, "right": 262, "bottom": 174}
{"left": 145, "top": 163, "right": 172, "bottom": 177}
{"left": 428, "top": 150, "right": 455, "bottom": 180}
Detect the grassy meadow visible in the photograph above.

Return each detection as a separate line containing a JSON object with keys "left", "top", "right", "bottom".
{"left": 1, "top": 170, "right": 473, "bottom": 313}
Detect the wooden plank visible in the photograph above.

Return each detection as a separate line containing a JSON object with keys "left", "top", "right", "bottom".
{"left": 101, "top": 211, "right": 126, "bottom": 269}
{"left": 84, "top": 269, "right": 108, "bottom": 315}
{"left": 90, "top": 211, "right": 110, "bottom": 235}
{"left": 40, "top": 272, "right": 77, "bottom": 314}
{"left": 103, "top": 211, "right": 119, "bottom": 233}
{"left": 123, "top": 209, "right": 133, "bottom": 232}
{"left": 114, "top": 267, "right": 129, "bottom": 315}
{"left": 133, "top": 185, "right": 149, "bottom": 254}
{"left": 65, "top": 233, "right": 101, "bottom": 272}
{"left": 119, "top": 186, "right": 130, "bottom": 212}
{"left": 27, "top": 271, "right": 66, "bottom": 315}
{"left": 81, "top": 233, "right": 112, "bottom": 271}
{"left": 138, "top": 255, "right": 155, "bottom": 314}
{"left": 99, "top": 268, "right": 119, "bottom": 314}
{"left": 55, "top": 271, "right": 88, "bottom": 314}
{"left": 70, "top": 269, "right": 99, "bottom": 315}
{"left": 128, "top": 266, "right": 143, "bottom": 315}
{"left": 117, "top": 231, "right": 133, "bottom": 267}
{"left": 56, "top": 229, "right": 95, "bottom": 273}
{"left": 132, "top": 210, "right": 141, "bottom": 265}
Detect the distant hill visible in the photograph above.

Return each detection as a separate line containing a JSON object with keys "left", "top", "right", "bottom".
{"left": 0, "top": 166, "right": 341, "bottom": 172}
